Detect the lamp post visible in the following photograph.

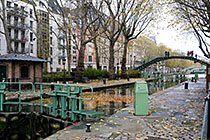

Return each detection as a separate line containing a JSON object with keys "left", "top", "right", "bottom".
{"left": 134, "top": 56, "right": 136, "bottom": 68}
{"left": 63, "top": 58, "right": 66, "bottom": 84}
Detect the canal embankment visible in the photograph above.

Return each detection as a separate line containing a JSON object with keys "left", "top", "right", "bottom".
{"left": 45, "top": 79, "right": 207, "bottom": 140}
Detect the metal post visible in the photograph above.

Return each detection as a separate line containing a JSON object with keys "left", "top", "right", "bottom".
{"left": 18, "top": 83, "right": 22, "bottom": 112}
{"left": 63, "top": 58, "right": 66, "bottom": 84}
{"left": 61, "top": 96, "right": 67, "bottom": 119}
{"left": 201, "top": 93, "right": 209, "bottom": 139}
{"left": 40, "top": 84, "right": 43, "bottom": 113}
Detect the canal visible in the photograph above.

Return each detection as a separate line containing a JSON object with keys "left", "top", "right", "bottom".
{"left": 0, "top": 80, "right": 180, "bottom": 140}
{"left": 82, "top": 81, "right": 180, "bottom": 116}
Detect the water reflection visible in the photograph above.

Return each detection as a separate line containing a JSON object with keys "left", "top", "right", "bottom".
{"left": 83, "top": 81, "right": 180, "bottom": 116}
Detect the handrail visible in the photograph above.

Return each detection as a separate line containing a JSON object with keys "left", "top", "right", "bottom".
{"left": 34, "top": 82, "right": 94, "bottom": 101}
{"left": 0, "top": 82, "right": 35, "bottom": 94}
{"left": 201, "top": 91, "right": 210, "bottom": 140}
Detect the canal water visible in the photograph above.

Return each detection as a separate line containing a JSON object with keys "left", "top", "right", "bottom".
{"left": 0, "top": 80, "right": 180, "bottom": 140}
{"left": 82, "top": 81, "right": 180, "bottom": 116}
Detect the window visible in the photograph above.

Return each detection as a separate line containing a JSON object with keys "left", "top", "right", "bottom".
{"left": 30, "top": 21, "right": 33, "bottom": 29}
{"left": 14, "top": 42, "right": 19, "bottom": 53}
{"left": 30, "top": 33, "right": 33, "bottom": 41}
{"left": 50, "top": 58, "right": 53, "bottom": 63}
{"left": 20, "top": 66, "right": 29, "bottom": 78}
{"left": 103, "top": 66, "right": 107, "bottom": 70}
{"left": 21, "top": 43, "right": 25, "bottom": 53}
{"left": 8, "top": 28, "right": 11, "bottom": 37}
{"left": 73, "top": 56, "right": 77, "bottom": 62}
{"left": 14, "top": 17, "right": 18, "bottom": 26}
{"left": 50, "top": 26, "right": 52, "bottom": 34}
{"left": 50, "top": 47, "right": 53, "bottom": 55}
{"left": 39, "top": 1, "right": 44, "bottom": 8}
{"left": 50, "top": 37, "right": 52, "bottom": 45}
{"left": 7, "top": 1, "right": 11, "bottom": 8}
{"left": 103, "top": 57, "right": 106, "bottom": 63}
{"left": 56, "top": 68, "right": 61, "bottom": 72}
{"left": 21, "top": 18, "right": 24, "bottom": 24}
{"left": 14, "top": 4, "right": 18, "bottom": 8}
{"left": 58, "top": 59, "right": 61, "bottom": 65}
{"left": 14, "top": 29, "right": 18, "bottom": 39}
{"left": 88, "top": 56, "right": 92, "bottom": 62}
{"left": 7, "top": 15, "right": 11, "bottom": 24}
{"left": 73, "top": 50, "right": 76, "bottom": 54}
{"left": 30, "top": 44, "right": 33, "bottom": 53}
{"left": 21, "top": 6, "right": 24, "bottom": 13}
{"left": 30, "top": 9, "right": 33, "bottom": 18}
{"left": 88, "top": 45, "right": 93, "bottom": 53}
{"left": 21, "top": 31, "right": 25, "bottom": 40}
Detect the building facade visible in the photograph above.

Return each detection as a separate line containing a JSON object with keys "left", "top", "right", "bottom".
{"left": 0, "top": 0, "right": 137, "bottom": 73}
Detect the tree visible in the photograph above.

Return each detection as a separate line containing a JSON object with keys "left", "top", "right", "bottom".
{"left": 172, "top": 0, "right": 210, "bottom": 58}
{"left": 120, "top": 0, "right": 155, "bottom": 78}
{"left": 72, "top": 0, "right": 103, "bottom": 82}
{"left": 99, "top": 0, "right": 124, "bottom": 79}
{"left": 0, "top": 0, "right": 14, "bottom": 53}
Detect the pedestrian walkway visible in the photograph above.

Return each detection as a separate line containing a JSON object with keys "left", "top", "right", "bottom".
{"left": 45, "top": 79, "right": 206, "bottom": 140}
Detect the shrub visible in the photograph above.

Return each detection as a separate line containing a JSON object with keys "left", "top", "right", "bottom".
{"left": 84, "top": 68, "right": 109, "bottom": 79}
{"left": 126, "top": 69, "right": 141, "bottom": 77}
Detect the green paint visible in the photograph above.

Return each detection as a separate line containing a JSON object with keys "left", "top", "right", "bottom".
{"left": 134, "top": 80, "right": 149, "bottom": 116}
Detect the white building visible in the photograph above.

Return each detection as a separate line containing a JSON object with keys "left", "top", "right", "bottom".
{"left": 0, "top": 0, "right": 136, "bottom": 73}
{"left": 0, "top": 0, "right": 37, "bottom": 57}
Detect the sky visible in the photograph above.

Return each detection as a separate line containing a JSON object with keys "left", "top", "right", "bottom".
{"left": 152, "top": 3, "right": 205, "bottom": 58}
{"left": 155, "top": 27, "right": 204, "bottom": 57}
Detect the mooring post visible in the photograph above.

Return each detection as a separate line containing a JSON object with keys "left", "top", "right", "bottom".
{"left": 0, "top": 79, "right": 5, "bottom": 111}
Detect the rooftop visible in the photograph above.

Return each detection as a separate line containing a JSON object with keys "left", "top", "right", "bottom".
{"left": 0, "top": 53, "right": 47, "bottom": 62}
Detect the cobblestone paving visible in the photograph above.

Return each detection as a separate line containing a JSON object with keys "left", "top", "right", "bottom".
{"left": 46, "top": 79, "right": 206, "bottom": 140}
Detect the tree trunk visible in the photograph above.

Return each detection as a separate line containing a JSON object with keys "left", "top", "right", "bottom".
{"left": 75, "top": 0, "right": 87, "bottom": 82}
{"left": 66, "top": 31, "right": 71, "bottom": 73}
{"left": 75, "top": 43, "right": 85, "bottom": 82}
{"left": 1, "top": 0, "right": 13, "bottom": 53}
{"left": 93, "top": 38, "right": 100, "bottom": 70}
{"left": 109, "top": 41, "right": 115, "bottom": 79}
{"left": 121, "top": 39, "right": 129, "bottom": 78}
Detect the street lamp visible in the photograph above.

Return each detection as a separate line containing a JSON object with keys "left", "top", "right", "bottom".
{"left": 62, "top": 58, "right": 66, "bottom": 84}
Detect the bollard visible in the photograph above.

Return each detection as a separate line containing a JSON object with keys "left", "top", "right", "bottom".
{"left": 134, "top": 80, "right": 148, "bottom": 115}
{"left": 184, "top": 82, "right": 188, "bottom": 89}
{"left": 86, "top": 123, "right": 91, "bottom": 132}
{"left": 103, "top": 78, "right": 106, "bottom": 84}
{"left": 127, "top": 76, "right": 130, "bottom": 81}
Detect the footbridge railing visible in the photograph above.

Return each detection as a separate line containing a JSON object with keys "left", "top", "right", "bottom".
{"left": 0, "top": 81, "right": 104, "bottom": 122}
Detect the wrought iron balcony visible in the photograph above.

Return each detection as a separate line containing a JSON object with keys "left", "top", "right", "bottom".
{"left": 10, "top": 36, "right": 27, "bottom": 43}
{"left": 7, "top": 22, "right": 27, "bottom": 30}
{"left": 7, "top": 7, "right": 28, "bottom": 17}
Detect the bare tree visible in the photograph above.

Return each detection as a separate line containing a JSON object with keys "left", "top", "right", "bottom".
{"left": 0, "top": 0, "right": 13, "bottom": 53}
{"left": 99, "top": 0, "right": 124, "bottom": 79}
{"left": 120, "top": 0, "right": 154, "bottom": 77}
{"left": 72, "top": 0, "right": 103, "bottom": 82}
{"left": 173, "top": 0, "right": 210, "bottom": 58}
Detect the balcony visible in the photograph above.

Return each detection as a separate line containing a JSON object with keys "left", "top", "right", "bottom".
{"left": 7, "top": 22, "right": 27, "bottom": 30}
{"left": 7, "top": 7, "right": 28, "bottom": 18}
{"left": 10, "top": 36, "right": 27, "bottom": 43}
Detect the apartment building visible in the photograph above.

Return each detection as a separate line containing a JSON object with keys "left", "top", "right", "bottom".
{"left": 0, "top": 0, "right": 37, "bottom": 56}
{"left": 0, "top": 0, "right": 136, "bottom": 73}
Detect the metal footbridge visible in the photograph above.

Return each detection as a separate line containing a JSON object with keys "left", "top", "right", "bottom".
{"left": 135, "top": 56, "right": 209, "bottom": 71}
{"left": 0, "top": 81, "right": 104, "bottom": 122}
